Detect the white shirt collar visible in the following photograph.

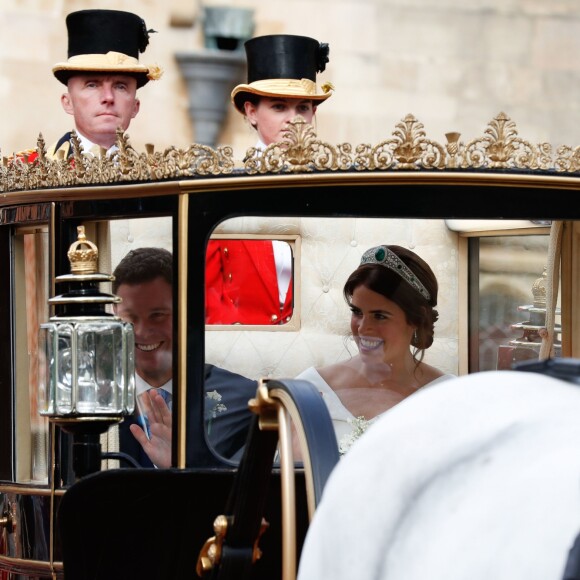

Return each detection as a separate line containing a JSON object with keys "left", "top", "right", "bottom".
{"left": 135, "top": 373, "right": 173, "bottom": 397}
{"left": 76, "top": 131, "right": 118, "bottom": 157}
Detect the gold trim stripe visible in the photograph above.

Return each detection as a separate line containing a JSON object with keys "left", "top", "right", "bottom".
{"left": 177, "top": 193, "right": 189, "bottom": 468}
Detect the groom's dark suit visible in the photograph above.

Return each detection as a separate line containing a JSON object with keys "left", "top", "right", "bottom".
{"left": 119, "top": 364, "right": 257, "bottom": 466}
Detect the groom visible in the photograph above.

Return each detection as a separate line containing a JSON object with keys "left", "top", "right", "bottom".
{"left": 114, "top": 247, "right": 257, "bottom": 467}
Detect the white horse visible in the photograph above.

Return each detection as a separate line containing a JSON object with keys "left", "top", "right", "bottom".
{"left": 298, "top": 370, "right": 580, "bottom": 580}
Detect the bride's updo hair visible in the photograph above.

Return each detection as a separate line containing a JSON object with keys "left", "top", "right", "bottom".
{"left": 343, "top": 244, "right": 439, "bottom": 365}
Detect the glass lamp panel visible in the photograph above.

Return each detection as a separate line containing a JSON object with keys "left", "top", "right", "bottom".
{"left": 55, "top": 323, "right": 74, "bottom": 414}
{"left": 76, "top": 321, "right": 127, "bottom": 414}
{"left": 123, "top": 322, "right": 135, "bottom": 412}
{"left": 38, "top": 322, "right": 57, "bottom": 415}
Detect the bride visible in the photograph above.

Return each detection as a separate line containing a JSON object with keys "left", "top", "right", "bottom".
{"left": 296, "top": 244, "right": 454, "bottom": 453}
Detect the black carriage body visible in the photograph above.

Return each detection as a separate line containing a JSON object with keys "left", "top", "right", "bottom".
{"left": 1, "top": 115, "right": 580, "bottom": 578}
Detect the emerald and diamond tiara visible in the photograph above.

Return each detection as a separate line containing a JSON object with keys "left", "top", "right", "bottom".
{"left": 359, "top": 245, "right": 431, "bottom": 301}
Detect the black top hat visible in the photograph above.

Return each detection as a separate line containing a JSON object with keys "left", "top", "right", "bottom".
{"left": 52, "top": 9, "right": 162, "bottom": 87}
{"left": 231, "top": 34, "right": 333, "bottom": 113}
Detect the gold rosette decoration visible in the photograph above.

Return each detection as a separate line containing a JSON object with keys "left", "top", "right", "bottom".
{"left": 147, "top": 64, "right": 163, "bottom": 81}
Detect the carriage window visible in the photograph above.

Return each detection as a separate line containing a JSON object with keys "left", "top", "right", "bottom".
{"left": 14, "top": 226, "right": 50, "bottom": 483}
{"left": 203, "top": 217, "right": 568, "bottom": 461}
{"left": 204, "top": 216, "right": 461, "bottom": 460}
{"left": 14, "top": 217, "right": 173, "bottom": 482}
{"left": 468, "top": 232, "right": 557, "bottom": 372}
{"left": 107, "top": 217, "right": 173, "bottom": 468}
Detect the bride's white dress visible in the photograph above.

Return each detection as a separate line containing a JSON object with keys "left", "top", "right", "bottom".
{"left": 296, "top": 366, "right": 454, "bottom": 452}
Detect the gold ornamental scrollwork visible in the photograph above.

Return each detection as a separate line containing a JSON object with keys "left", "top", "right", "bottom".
{"left": 554, "top": 145, "right": 580, "bottom": 173}
{"left": 243, "top": 116, "right": 345, "bottom": 174}
{"left": 461, "top": 112, "right": 552, "bottom": 170}
{"left": 354, "top": 114, "right": 447, "bottom": 171}
{"left": 0, "top": 128, "right": 236, "bottom": 192}
{"left": 1, "top": 112, "right": 579, "bottom": 192}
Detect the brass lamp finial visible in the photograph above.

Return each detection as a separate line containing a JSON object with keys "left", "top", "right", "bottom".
{"left": 67, "top": 226, "right": 98, "bottom": 274}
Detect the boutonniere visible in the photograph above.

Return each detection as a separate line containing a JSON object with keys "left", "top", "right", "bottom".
{"left": 205, "top": 389, "right": 227, "bottom": 434}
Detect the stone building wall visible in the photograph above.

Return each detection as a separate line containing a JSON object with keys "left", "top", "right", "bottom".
{"left": 0, "top": 0, "right": 579, "bottom": 158}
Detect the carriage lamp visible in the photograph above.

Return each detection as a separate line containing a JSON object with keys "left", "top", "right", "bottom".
{"left": 38, "top": 226, "right": 135, "bottom": 477}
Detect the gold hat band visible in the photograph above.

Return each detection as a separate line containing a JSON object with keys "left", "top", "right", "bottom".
{"left": 231, "top": 78, "right": 333, "bottom": 112}
{"left": 53, "top": 51, "right": 163, "bottom": 81}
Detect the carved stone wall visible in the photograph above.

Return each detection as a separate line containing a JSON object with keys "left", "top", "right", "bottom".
{"left": 1, "top": 0, "right": 579, "bottom": 157}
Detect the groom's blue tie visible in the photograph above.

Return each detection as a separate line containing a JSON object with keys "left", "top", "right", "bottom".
{"left": 157, "top": 387, "right": 172, "bottom": 409}
{"left": 139, "top": 388, "right": 172, "bottom": 437}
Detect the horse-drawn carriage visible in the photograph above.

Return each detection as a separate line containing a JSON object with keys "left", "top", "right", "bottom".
{"left": 1, "top": 113, "right": 579, "bottom": 579}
